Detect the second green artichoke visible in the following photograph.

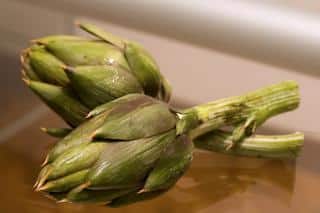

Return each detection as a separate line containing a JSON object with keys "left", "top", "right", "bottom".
{"left": 21, "top": 23, "right": 171, "bottom": 127}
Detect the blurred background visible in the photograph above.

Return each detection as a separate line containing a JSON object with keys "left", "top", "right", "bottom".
{"left": 1, "top": 0, "right": 320, "bottom": 212}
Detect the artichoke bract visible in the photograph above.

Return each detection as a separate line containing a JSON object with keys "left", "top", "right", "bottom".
{"left": 21, "top": 23, "right": 171, "bottom": 127}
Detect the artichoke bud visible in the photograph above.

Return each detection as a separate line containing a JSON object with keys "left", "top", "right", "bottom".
{"left": 24, "top": 80, "right": 89, "bottom": 127}
{"left": 22, "top": 23, "right": 172, "bottom": 128}
{"left": 35, "top": 94, "right": 205, "bottom": 204}
{"left": 86, "top": 130, "right": 176, "bottom": 189}
{"left": 64, "top": 65, "right": 143, "bottom": 108}
{"left": 143, "top": 135, "right": 193, "bottom": 192}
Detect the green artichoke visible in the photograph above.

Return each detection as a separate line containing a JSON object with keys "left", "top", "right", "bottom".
{"left": 20, "top": 23, "right": 304, "bottom": 207}
{"left": 21, "top": 23, "right": 171, "bottom": 127}
{"left": 35, "top": 94, "right": 193, "bottom": 206}
{"left": 34, "top": 81, "right": 303, "bottom": 206}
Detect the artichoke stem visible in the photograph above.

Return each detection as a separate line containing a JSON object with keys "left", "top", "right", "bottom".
{"left": 194, "top": 130, "right": 304, "bottom": 159}
{"left": 186, "top": 81, "right": 299, "bottom": 138}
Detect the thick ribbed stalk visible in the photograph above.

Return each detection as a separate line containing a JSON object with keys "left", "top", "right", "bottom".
{"left": 185, "top": 81, "right": 299, "bottom": 138}
{"left": 194, "top": 130, "right": 304, "bottom": 159}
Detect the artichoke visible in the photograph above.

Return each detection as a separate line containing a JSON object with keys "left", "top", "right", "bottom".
{"left": 35, "top": 94, "right": 193, "bottom": 206}
{"left": 20, "top": 23, "right": 304, "bottom": 207}
{"left": 21, "top": 23, "right": 171, "bottom": 127}
{"left": 34, "top": 81, "right": 303, "bottom": 206}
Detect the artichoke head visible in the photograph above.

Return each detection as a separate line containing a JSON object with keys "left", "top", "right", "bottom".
{"left": 21, "top": 23, "right": 171, "bottom": 127}
{"left": 35, "top": 94, "right": 193, "bottom": 206}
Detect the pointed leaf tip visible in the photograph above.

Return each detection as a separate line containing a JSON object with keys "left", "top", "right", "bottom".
{"left": 20, "top": 52, "right": 26, "bottom": 64}
{"left": 57, "top": 199, "right": 70, "bottom": 203}
{"left": 90, "top": 129, "right": 100, "bottom": 139}
{"left": 36, "top": 184, "right": 49, "bottom": 192}
{"left": 78, "top": 22, "right": 125, "bottom": 49}
{"left": 40, "top": 127, "right": 72, "bottom": 138}
{"left": 137, "top": 188, "right": 147, "bottom": 194}
{"left": 63, "top": 66, "right": 75, "bottom": 73}
{"left": 22, "top": 78, "right": 31, "bottom": 85}
{"left": 41, "top": 155, "right": 49, "bottom": 167}
{"left": 36, "top": 166, "right": 52, "bottom": 190}
{"left": 21, "top": 69, "right": 27, "bottom": 77}
{"left": 32, "top": 39, "right": 48, "bottom": 45}
{"left": 85, "top": 112, "right": 93, "bottom": 119}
